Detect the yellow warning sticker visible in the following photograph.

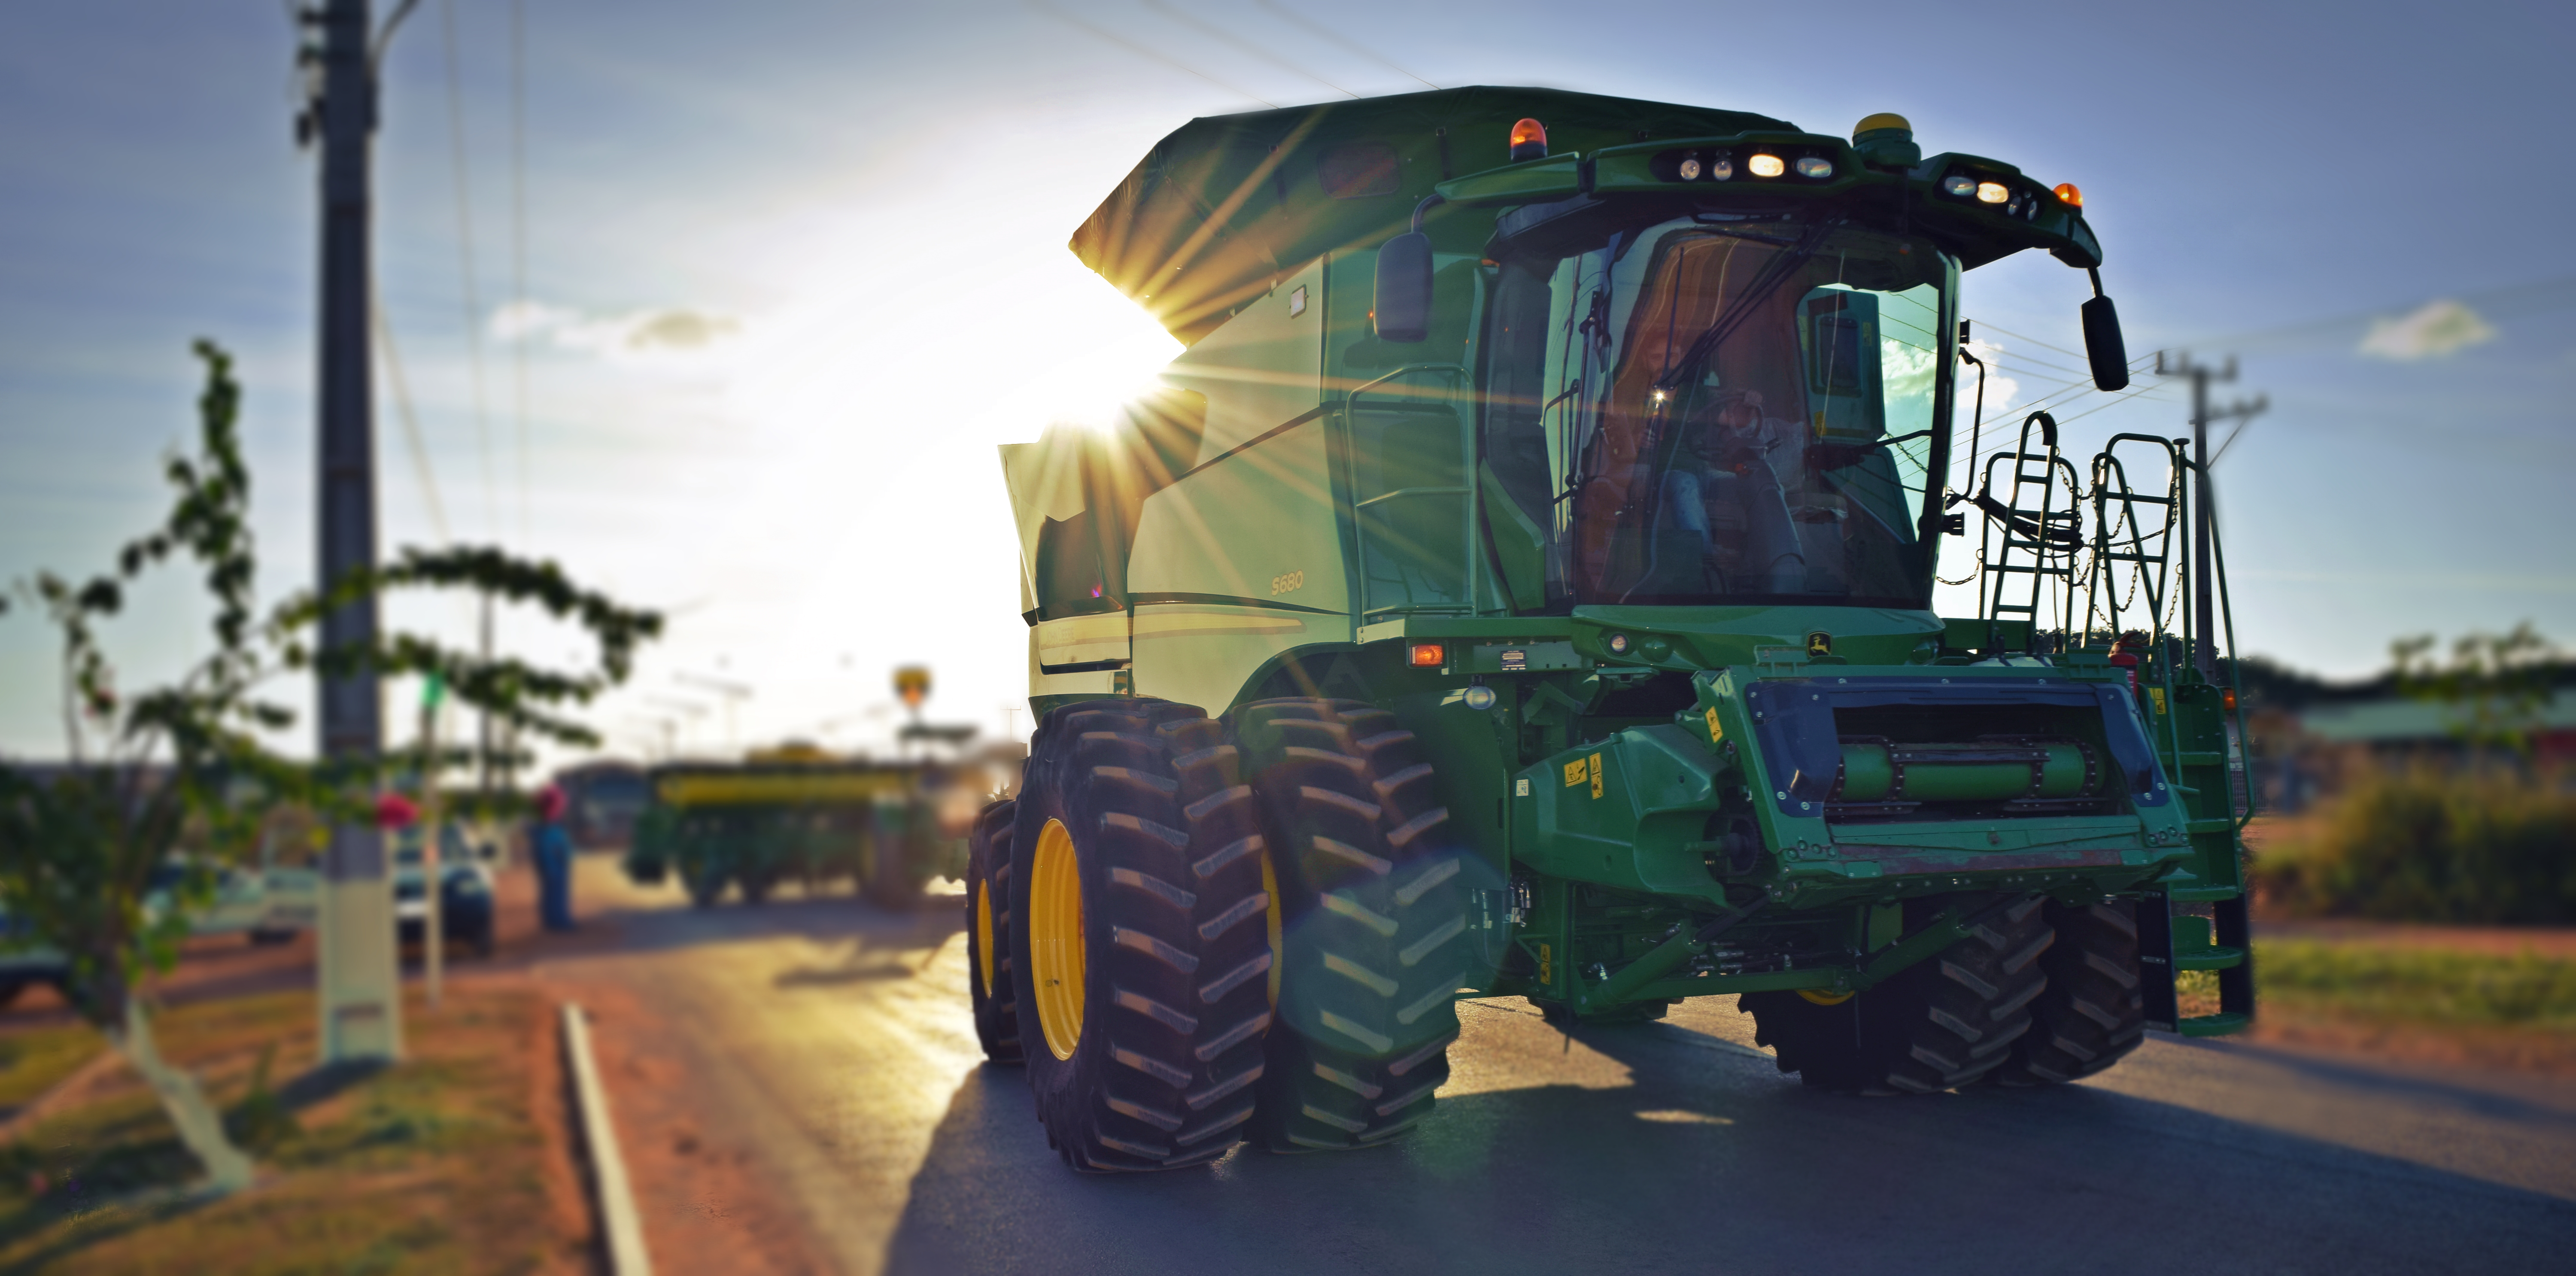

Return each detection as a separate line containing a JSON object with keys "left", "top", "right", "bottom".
{"left": 1538, "top": 943, "right": 1553, "bottom": 985}
{"left": 1564, "top": 760, "right": 1587, "bottom": 787}
{"left": 1588, "top": 753, "right": 1604, "bottom": 799}
{"left": 1704, "top": 706, "right": 1723, "bottom": 743}
{"left": 2148, "top": 687, "right": 2168, "bottom": 716}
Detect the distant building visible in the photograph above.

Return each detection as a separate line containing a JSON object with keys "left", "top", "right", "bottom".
{"left": 2297, "top": 691, "right": 2576, "bottom": 768}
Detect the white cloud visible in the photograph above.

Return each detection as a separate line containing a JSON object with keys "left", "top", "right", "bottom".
{"left": 488, "top": 300, "right": 745, "bottom": 365}
{"left": 2359, "top": 299, "right": 2496, "bottom": 361}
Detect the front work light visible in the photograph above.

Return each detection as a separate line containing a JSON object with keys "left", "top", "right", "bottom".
{"left": 1942, "top": 174, "right": 1977, "bottom": 197}
{"left": 1795, "top": 156, "right": 1833, "bottom": 179}
{"left": 1509, "top": 118, "right": 1548, "bottom": 162}
{"left": 1748, "top": 153, "right": 1785, "bottom": 178}
{"left": 1678, "top": 155, "right": 1703, "bottom": 181}
{"left": 2054, "top": 182, "right": 2084, "bottom": 207}
{"left": 1606, "top": 633, "right": 1631, "bottom": 655}
{"left": 1410, "top": 643, "right": 1445, "bottom": 668}
{"left": 1975, "top": 181, "right": 2010, "bottom": 204}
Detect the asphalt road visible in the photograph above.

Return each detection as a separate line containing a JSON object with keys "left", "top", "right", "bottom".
{"left": 544, "top": 860, "right": 2576, "bottom": 1275}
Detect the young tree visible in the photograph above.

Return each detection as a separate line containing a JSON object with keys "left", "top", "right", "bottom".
{"left": 2392, "top": 623, "right": 2558, "bottom": 761}
{"left": 0, "top": 342, "right": 661, "bottom": 1193}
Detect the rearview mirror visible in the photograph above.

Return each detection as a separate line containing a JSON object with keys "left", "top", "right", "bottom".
{"left": 2082, "top": 295, "right": 2129, "bottom": 392}
{"left": 1373, "top": 231, "right": 1433, "bottom": 343}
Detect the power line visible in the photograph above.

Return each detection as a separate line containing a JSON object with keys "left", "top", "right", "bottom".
{"left": 437, "top": 0, "right": 494, "bottom": 538}
{"left": 1027, "top": 0, "right": 1278, "bottom": 108}
{"left": 370, "top": 293, "right": 450, "bottom": 544}
{"left": 1142, "top": 0, "right": 1358, "bottom": 99}
{"left": 1252, "top": 0, "right": 1439, "bottom": 90}
{"left": 1969, "top": 321, "right": 2089, "bottom": 365}
{"left": 2166, "top": 274, "right": 2576, "bottom": 356}
{"left": 510, "top": 0, "right": 528, "bottom": 547}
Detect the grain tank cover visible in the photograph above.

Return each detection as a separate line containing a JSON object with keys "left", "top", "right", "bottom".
{"left": 1073, "top": 86, "right": 1791, "bottom": 345}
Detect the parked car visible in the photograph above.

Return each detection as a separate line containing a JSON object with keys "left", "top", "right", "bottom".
{"left": 0, "top": 915, "right": 68, "bottom": 1009}
{"left": 144, "top": 859, "right": 320, "bottom": 945}
{"left": 392, "top": 828, "right": 497, "bottom": 957}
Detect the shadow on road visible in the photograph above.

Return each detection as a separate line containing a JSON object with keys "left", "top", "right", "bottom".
{"left": 882, "top": 1007, "right": 2576, "bottom": 1275}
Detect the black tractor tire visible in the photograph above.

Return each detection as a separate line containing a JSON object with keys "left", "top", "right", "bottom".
{"left": 1009, "top": 698, "right": 1276, "bottom": 1173}
{"left": 1742, "top": 893, "right": 2053, "bottom": 1094}
{"left": 1233, "top": 698, "right": 1466, "bottom": 1153}
{"left": 966, "top": 799, "right": 1025, "bottom": 1065}
{"left": 682, "top": 858, "right": 726, "bottom": 908}
{"left": 1992, "top": 899, "right": 2147, "bottom": 1086}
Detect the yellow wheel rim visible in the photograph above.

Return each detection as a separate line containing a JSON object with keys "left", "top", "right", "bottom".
{"left": 1029, "top": 818, "right": 1087, "bottom": 1060}
{"left": 1798, "top": 988, "right": 1855, "bottom": 1006}
{"left": 974, "top": 872, "right": 998, "bottom": 997}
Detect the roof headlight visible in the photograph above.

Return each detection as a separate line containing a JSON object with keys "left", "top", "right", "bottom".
{"left": 1678, "top": 155, "right": 1703, "bottom": 181}
{"left": 1942, "top": 174, "right": 1977, "bottom": 197}
{"left": 1707, "top": 155, "right": 1734, "bottom": 181}
{"left": 1975, "top": 181, "right": 2010, "bottom": 204}
{"left": 1795, "top": 156, "right": 1833, "bottom": 179}
{"left": 1748, "top": 153, "right": 1785, "bottom": 179}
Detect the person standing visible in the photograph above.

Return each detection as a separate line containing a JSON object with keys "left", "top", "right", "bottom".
{"left": 532, "top": 785, "right": 575, "bottom": 932}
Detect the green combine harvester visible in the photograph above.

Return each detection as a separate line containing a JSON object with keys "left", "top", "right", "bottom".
{"left": 626, "top": 745, "right": 969, "bottom": 909}
{"left": 966, "top": 87, "right": 2254, "bottom": 1173}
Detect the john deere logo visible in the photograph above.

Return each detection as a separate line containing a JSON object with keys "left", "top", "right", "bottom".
{"left": 1805, "top": 631, "right": 1832, "bottom": 658}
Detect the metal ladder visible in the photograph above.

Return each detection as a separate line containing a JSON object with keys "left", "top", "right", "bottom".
{"left": 1971, "top": 410, "right": 2084, "bottom": 651}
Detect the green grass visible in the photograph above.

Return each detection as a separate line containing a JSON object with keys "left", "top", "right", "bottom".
{"left": 2251, "top": 940, "right": 2576, "bottom": 1030}
{"left": 0, "top": 1023, "right": 107, "bottom": 1111}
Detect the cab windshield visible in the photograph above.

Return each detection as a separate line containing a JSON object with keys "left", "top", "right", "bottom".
{"left": 1480, "top": 213, "right": 1953, "bottom": 608}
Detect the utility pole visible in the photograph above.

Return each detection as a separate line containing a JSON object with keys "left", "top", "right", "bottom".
{"left": 2155, "top": 352, "right": 2266, "bottom": 678}
{"left": 300, "top": 0, "right": 413, "bottom": 1063}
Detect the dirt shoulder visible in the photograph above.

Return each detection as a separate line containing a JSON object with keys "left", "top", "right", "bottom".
{"left": 2242, "top": 915, "right": 2576, "bottom": 1077}
{"left": 0, "top": 860, "right": 606, "bottom": 1273}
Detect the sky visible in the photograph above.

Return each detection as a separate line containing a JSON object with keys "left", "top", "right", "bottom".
{"left": 3, "top": 0, "right": 2571, "bottom": 768}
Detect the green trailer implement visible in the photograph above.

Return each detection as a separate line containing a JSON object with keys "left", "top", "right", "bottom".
{"left": 970, "top": 88, "right": 2255, "bottom": 1173}
{"left": 626, "top": 750, "right": 972, "bottom": 909}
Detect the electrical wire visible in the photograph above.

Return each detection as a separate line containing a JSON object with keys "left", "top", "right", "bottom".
{"left": 1252, "top": 0, "right": 1439, "bottom": 90}
{"left": 371, "top": 293, "right": 450, "bottom": 544}
{"left": 1969, "top": 321, "right": 2089, "bottom": 365}
{"left": 1027, "top": 1, "right": 1278, "bottom": 108}
{"left": 437, "top": 0, "right": 495, "bottom": 538}
{"left": 1142, "top": 0, "right": 1358, "bottom": 99}
{"left": 510, "top": 0, "right": 528, "bottom": 546}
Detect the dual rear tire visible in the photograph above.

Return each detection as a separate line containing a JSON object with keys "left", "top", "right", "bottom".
{"left": 1742, "top": 893, "right": 2150, "bottom": 1093}
{"left": 1007, "top": 700, "right": 1276, "bottom": 1171}
{"left": 984, "top": 696, "right": 1467, "bottom": 1171}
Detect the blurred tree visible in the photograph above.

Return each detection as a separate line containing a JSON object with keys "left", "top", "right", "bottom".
{"left": 0, "top": 342, "right": 661, "bottom": 1194}
{"left": 2391, "top": 623, "right": 2558, "bottom": 760}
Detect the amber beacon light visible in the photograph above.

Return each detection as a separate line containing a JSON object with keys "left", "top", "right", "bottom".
{"left": 2054, "top": 182, "right": 2084, "bottom": 207}
{"left": 1410, "top": 643, "right": 1446, "bottom": 668}
{"left": 1508, "top": 118, "right": 1548, "bottom": 162}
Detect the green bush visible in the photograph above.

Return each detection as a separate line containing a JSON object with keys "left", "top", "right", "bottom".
{"left": 2255, "top": 940, "right": 2576, "bottom": 1029}
{"left": 2256, "top": 768, "right": 2576, "bottom": 923}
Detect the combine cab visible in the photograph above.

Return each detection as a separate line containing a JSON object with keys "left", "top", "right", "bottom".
{"left": 971, "top": 88, "right": 2253, "bottom": 1172}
